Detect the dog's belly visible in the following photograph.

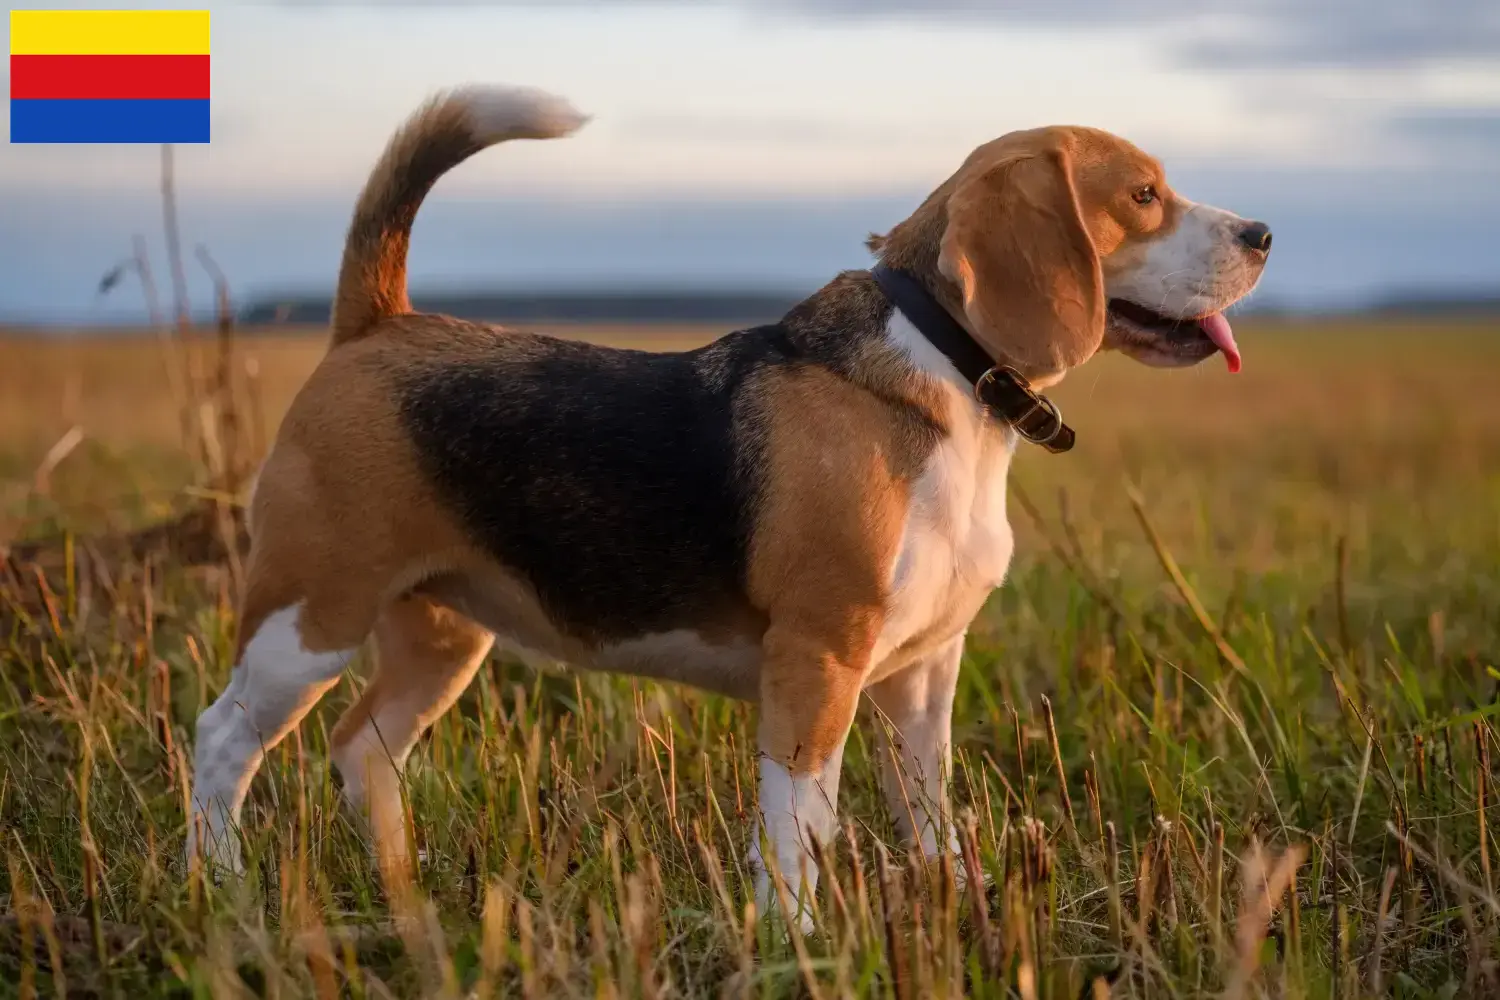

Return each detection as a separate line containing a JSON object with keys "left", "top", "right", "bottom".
{"left": 483, "top": 632, "right": 762, "bottom": 700}
{"left": 586, "top": 631, "right": 762, "bottom": 699}
{"left": 425, "top": 571, "right": 763, "bottom": 700}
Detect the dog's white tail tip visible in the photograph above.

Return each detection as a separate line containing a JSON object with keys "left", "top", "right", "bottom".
{"left": 452, "top": 84, "right": 590, "bottom": 143}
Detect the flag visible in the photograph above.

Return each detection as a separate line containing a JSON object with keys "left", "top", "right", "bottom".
{"left": 10, "top": 9, "right": 210, "bottom": 143}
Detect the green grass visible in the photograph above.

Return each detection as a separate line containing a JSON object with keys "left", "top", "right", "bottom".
{"left": 2, "top": 319, "right": 1498, "bottom": 998}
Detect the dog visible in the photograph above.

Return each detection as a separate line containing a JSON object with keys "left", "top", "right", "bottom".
{"left": 185, "top": 84, "right": 1270, "bottom": 925}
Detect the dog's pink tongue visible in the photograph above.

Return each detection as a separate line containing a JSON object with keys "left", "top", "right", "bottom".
{"left": 1199, "top": 313, "right": 1241, "bottom": 373}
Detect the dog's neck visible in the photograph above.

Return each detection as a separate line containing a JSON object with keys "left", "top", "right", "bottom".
{"left": 865, "top": 203, "right": 977, "bottom": 395}
{"left": 866, "top": 199, "right": 969, "bottom": 337}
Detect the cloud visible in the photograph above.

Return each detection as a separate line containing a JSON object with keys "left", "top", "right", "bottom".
{"left": 268, "top": 0, "right": 1500, "bottom": 68}
{"left": 769, "top": 0, "right": 1500, "bottom": 68}
{"left": 1381, "top": 108, "right": 1500, "bottom": 158}
{"left": 617, "top": 112, "right": 964, "bottom": 147}
{"left": 1170, "top": 1, "right": 1500, "bottom": 69}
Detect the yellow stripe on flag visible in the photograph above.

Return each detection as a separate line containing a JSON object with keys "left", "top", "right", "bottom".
{"left": 10, "top": 10, "right": 211, "bottom": 56}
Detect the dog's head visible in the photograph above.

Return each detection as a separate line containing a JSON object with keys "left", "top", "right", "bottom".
{"left": 874, "top": 126, "right": 1270, "bottom": 384}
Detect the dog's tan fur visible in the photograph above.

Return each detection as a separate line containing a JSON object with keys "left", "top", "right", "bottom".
{"left": 747, "top": 364, "right": 917, "bottom": 772}
{"left": 186, "top": 85, "right": 1269, "bottom": 921}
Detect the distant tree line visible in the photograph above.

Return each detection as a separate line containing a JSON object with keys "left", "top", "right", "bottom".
{"left": 239, "top": 290, "right": 812, "bottom": 327}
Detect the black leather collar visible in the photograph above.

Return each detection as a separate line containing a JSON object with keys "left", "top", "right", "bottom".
{"left": 870, "top": 263, "right": 1075, "bottom": 454}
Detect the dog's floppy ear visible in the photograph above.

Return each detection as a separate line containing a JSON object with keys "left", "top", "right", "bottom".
{"left": 939, "top": 147, "right": 1105, "bottom": 380}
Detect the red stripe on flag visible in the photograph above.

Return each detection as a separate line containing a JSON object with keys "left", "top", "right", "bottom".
{"left": 10, "top": 54, "right": 210, "bottom": 101}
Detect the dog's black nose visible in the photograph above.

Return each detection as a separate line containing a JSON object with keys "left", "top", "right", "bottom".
{"left": 1238, "top": 221, "right": 1272, "bottom": 255}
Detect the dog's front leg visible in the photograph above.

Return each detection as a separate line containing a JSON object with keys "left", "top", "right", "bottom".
{"left": 866, "top": 634, "right": 966, "bottom": 876}
{"left": 749, "top": 621, "right": 870, "bottom": 933}
{"left": 741, "top": 367, "right": 909, "bottom": 931}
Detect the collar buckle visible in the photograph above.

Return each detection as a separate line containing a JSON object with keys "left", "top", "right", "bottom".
{"left": 974, "top": 365, "right": 1071, "bottom": 451}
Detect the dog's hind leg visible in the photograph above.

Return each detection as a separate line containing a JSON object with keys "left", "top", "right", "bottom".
{"left": 329, "top": 594, "right": 494, "bottom": 874}
{"left": 184, "top": 446, "right": 394, "bottom": 878}
{"left": 185, "top": 582, "right": 360, "bottom": 877}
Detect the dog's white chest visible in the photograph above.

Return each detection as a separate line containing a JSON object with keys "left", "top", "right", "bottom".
{"left": 864, "top": 310, "right": 1021, "bottom": 679}
{"left": 869, "top": 405, "right": 1015, "bottom": 676}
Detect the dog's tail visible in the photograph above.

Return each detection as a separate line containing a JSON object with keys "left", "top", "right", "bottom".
{"left": 329, "top": 85, "right": 588, "bottom": 347}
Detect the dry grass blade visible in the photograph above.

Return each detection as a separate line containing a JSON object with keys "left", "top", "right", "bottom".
{"left": 478, "top": 880, "right": 512, "bottom": 996}
{"left": 1123, "top": 481, "right": 1247, "bottom": 673}
{"left": 31, "top": 426, "right": 85, "bottom": 496}
{"left": 1040, "top": 694, "right": 1079, "bottom": 845}
{"left": 959, "top": 812, "right": 998, "bottom": 978}
{"left": 1478, "top": 722, "right": 1493, "bottom": 901}
{"left": 1368, "top": 865, "right": 1398, "bottom": 995}
{"left": 1385, "top": 822, "right": 1500, "bottom": 916}
{"left": 1105, "top": 821, "right": 1123, "bottom": 952}
{"left": 876, "top": 842, "right": 911, "bottom": 1000}
{"left": 1222, "top": 839, "right": 1307, "bottom": 1000}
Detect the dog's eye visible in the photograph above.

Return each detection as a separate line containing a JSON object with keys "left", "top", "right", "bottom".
{"left": 1132, "top": 185, "right": 1157, "bottom": 206}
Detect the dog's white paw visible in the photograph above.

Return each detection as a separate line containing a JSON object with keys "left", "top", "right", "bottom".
{"left": 952, "top": 850, "right": 995, "bottom": 893}
{"left": 184, "top": 828, "right": 246, "bottom": 884}
{"left": 750, "top": 851, "right": 819, "bottom": 937}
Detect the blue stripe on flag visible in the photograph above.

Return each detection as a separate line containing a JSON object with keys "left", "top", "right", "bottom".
{"left": 10, "top": 98, "right": 210, "bottom": 143}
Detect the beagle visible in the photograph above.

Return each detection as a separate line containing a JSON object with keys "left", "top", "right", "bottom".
{"left": 185, "top": 85, "right": 1271, "bottom": 924}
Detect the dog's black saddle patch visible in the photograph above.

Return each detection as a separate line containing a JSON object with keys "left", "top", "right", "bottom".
{"left": 393, "top": 326, "right": 793, "bottom": 642}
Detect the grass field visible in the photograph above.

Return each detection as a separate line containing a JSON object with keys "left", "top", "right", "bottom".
{"left": 2, "top": 317, "right": 1498, "bottom": 999}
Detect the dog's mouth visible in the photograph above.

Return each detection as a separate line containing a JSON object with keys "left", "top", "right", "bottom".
{"left": 1107, "top": 299, "right": 1242, "bottom": 374}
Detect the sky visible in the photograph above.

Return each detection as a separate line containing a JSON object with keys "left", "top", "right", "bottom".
{"left": 3, "top": 0, "right": 1499, "bottom": 323}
